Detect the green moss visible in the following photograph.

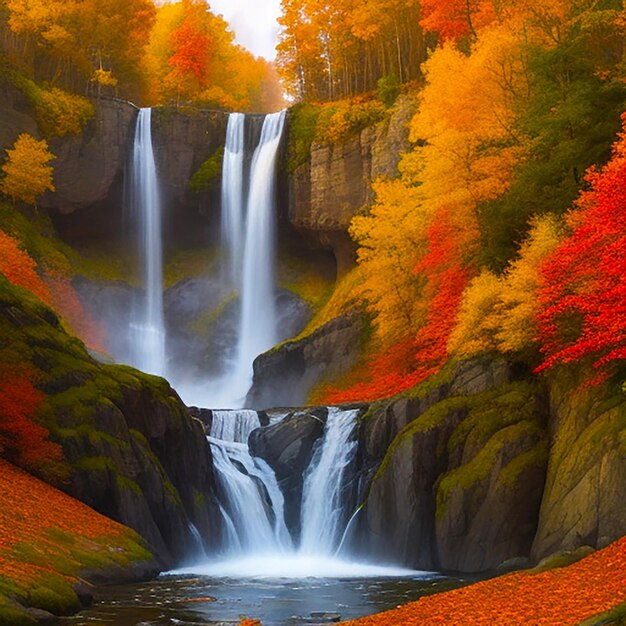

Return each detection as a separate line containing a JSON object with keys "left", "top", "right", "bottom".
{"left": 579, "top": 602, "right": 626, "bottom": 626}
{"left": 498, "top": 439, "right": 549, "bottom": 487}
{"left": 164, "top": 248, "right": 218, "bottom": 288}
{"left": 0, "top": 597, "right": 36, "bottom": 626}
{"left": 372, "top": 396, "right": 470, "bottom": 484}
{"left": 116, "top": 474, "right": 143, "bottom": 495}
{"left": 73, "top": 456, "right": 116, "bottom": 472}
{"left": 189, "top": 147, "right": 224, "bottom": 192}
{"left": 186, "top": 291, "right": 237, "bottom": 340}
{"left": 437, "top": 420, "right": 545, "bottom": 518}
{"left": 193, "top": 489, "right": 206, "bottom": 510}
{"left": 27, "top": 574, "right": 80, "bottom": 615}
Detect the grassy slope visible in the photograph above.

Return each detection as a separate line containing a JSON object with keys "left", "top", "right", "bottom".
{"left": 0, "top": 459, "right": 153, "bottom": 625}
{"left": 339, "top": 536, "right": 626, "bottom": 626}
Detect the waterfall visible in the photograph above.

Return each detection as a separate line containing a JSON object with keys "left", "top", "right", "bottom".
{"left": 220, "top": 113, "right": 245, "bottom": 288}
{"left": 299, "top": 408, "right": 359, "bottom": 554}
{"left": 128, "top": 107, "right": 166, "bottom": 377}
{"left": 206, "top": 110, "right": 286, "bottom": 408}
{"left": 209, "top": 410, "right": 292, "bottom": 554}
{"left": 190, "top": 407, "right": 368, "bottom": 577}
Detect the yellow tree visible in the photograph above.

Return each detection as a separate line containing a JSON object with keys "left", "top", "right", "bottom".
{"left": 0, "top": 134, "right": 55, "bottom": 205}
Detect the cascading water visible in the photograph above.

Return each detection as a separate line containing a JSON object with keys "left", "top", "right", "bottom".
{"left": 299, "top": 407, "right": 359, "bottom": 554}
{"left": 209, "top": 410, "right": 292, "bottom": 554}
{"left": 128, "top": 107, "right": 166, "bottom": 377}
{"left": 220, "top": 113, "right": 245, "bottom": 288}
{"left": 178, "top": 407, "right": 417, "bottom": 578}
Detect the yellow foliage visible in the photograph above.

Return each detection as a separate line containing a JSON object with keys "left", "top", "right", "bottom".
{"left": 92, "top": 68, "right": 118, "bottom": 87}
{"left": 0, "top": 134, "right": 55, "bottom": 205}
{"left": 409, "top": 26, "right": 528, "bottom": 214}
{"left": 449, "top": 215, "right": 564, "bottom": 357}
{"left": 350, "top": 178, "right": 430, "bottom": 344}
{"left": 36, "top": 88, "right": 94, "bottom": 137}
{"left": 448, "top": 270, "right": 502, "bottom": 357}
{"left": 495, "top": 214, "right": 564, "bottom": 352}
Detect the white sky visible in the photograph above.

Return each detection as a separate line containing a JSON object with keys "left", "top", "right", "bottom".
{"left": 209, "top": 0, "right": 282, "bottom": 60}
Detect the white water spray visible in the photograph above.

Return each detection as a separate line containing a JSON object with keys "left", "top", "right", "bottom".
{"left": 177, "top": 407, "right": 424, "bottom": 578}
{"left": 128, "top": 108, "right": 166, "bottom": 377}
{"left": 204, "top": 111, "right": 286, "bottom": 408}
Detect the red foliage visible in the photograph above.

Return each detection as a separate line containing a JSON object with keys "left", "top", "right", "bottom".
{"left": 342, "top": 536, "right": 626, "bottom": 626}
{"left": 536, "top": 113, "right": 626, "bottom": 375}
{"left": 0, "top": 230, "right": 51, "bottom": 304}
{"left": 420, "top": 0, "right": 496, "bottom": 42}
{"left": 0, "top": 364, "right": 64, "bottom": 476}
{"left": 168, "top": 16, "right": 212, "bottom": 82}
{"left": 0, "top": 459, "right": 130, "bottom": 584}
{"left": 321, "top": 210, "right": 472, "bottom": 403}
{"left": 44, "top": 270, "right": 107, "bottom": 353}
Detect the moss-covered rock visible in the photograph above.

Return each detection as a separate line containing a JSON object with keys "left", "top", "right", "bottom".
{"left": 352, "top": 359, "right": 549, "bottom": 572}
{"left": 531, "top": 368, "right": 626, "bottom": 561}
{"left": 0, "top": 275, "right": 220, "bottom": 566}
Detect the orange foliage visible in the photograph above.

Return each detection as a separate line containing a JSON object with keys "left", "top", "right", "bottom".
{"left": 321, "top": 209, "right": 472, "bottom": 403}
{"left": 341, "top": 536, "right": 626, "bottom": 626}
{"left": 0, "top": 364, "right": 64, "bottom": 478}
{"left": 0, "top": 230, "right": 51, "bottom": 303}
{"left": 0, "top": 459, "right": 129, "bottom": 584}
{"left": 420, "top": 0, "right": 496, "bottom": 41}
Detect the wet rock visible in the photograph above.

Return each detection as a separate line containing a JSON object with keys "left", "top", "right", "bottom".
{"left": 249, "top": 409, "right": 327, "bottom": 537}
{"left": 246, "top": 314, "right": 364, "bottom": 409}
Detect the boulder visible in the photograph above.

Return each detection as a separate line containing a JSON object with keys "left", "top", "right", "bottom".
{"left": 249, "top": 408, "right": 327, "bottom": 537}
{"left": 246, "top": 314, "right": 364, "bottom": 409}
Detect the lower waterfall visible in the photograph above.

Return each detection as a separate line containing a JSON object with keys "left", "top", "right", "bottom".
{"left": 178, "top": 408, "right": 417, "bottom": 578}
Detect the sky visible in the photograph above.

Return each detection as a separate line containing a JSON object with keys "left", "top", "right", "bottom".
{"left": 209, "top": 0, "right": 282, "bottom": 60}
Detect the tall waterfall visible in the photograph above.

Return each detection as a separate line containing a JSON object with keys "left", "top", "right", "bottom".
{"left": 220, "top": 113, "right": 245, "bottom": 287}
{"left": 212, "top": 110, "right": 286, "bottom": 407}
{"left": 128, "top": 108, "right": 166, "bottom": 377}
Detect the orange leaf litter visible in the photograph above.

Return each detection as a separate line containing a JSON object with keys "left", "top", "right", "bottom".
{"left": 0, "top": 458, "right": 129, "bottom": 583}
{"left": 340, "top": 536, "right": 626, "bottom": 626}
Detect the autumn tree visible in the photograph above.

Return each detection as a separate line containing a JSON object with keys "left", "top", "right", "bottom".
{"left": 1, "top": 134, "right": 54, "bottom": 206}
{"left": 535, "top": 112, "right": 626, "bottom": 376}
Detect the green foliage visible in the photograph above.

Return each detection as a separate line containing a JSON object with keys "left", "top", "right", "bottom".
{"left": 287, "top": 102, "right": 321, "bottom": 171}
{"left": 478, "top": 31, "right": 626, "bottom": 272}
{"left": 4, "top": 71, "right": 94, "bottom": 137}
{"left": 189, "top": 147, "right": 224, "bottom": 192}
{"left": 377, "top": 72, "right": 400, "bottom": 108}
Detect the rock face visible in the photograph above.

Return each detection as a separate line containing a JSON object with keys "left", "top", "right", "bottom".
{"left": 249, "top": 408, "right": 327, "bottom": 537}
{"left": 352, "top": 359, "right": 550, "bottom": 573}
{"left": 0, "top": 275, "right": 220, "bottom": 567}
{"left": 531, "top": 371, "right": 626, "bottom": 560}
{"left": 246, "top": 313, "right": 365, "bottom": 409}
{"left": 287, "top": 95, "right": 418, "bottom": 271}
{"left": 41, "top": 99, "right": 137, "bottom": 214}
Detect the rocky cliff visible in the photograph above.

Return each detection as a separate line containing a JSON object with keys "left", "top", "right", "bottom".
{"left": 0, "top": 274, "right": 221, "bottom": 567}
{"left": 247, "top": 355, "right": 625, "bottom": 574}
{"left": 286, "top": 95, "right": 418, "bottom": 272}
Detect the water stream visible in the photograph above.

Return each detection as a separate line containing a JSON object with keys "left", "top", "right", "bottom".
{"left": 127, "top": 107, "right": 166, "bottom": 377}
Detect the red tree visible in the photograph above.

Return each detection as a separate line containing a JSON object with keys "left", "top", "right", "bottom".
{"left": 536, "top": 112, "right": 626, "bottom": 375}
